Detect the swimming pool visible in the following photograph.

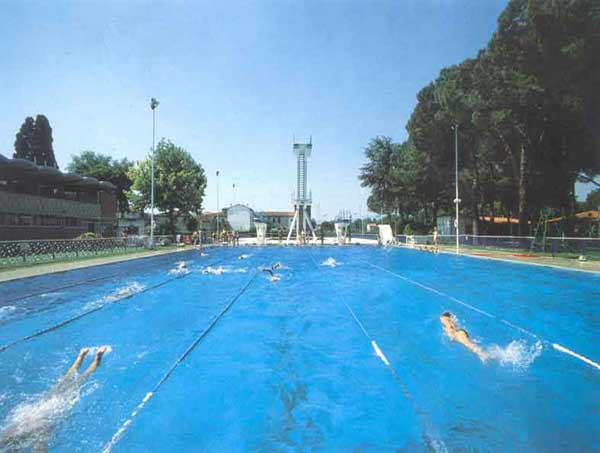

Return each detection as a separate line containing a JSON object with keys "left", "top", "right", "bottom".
{"left": 0, "top": 246, "right": 598, "bottom": 451}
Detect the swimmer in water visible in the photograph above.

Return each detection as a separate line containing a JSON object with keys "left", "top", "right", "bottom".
{"left": 0, "top": 347, "right": 108, "bottom": 451}
{"left": 261, "top": 267, "right": 281, "bottom": 282}
{"left": 440, "top": 312, "right": 488, "bottom": 362}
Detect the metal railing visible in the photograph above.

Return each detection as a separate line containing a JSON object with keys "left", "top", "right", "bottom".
{"left": 395, "top": 234, "right": 600, "bottom": 259}
{"left": 0, "top": 235, "right": 180, "bottom": 269}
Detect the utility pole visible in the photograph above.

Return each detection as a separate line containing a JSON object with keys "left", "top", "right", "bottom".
{"left": 150, "top": 98, "right": 159, "bottom": 248}
{"left": 454, "top": 125, "right": 461, "bottom": 254}
{"left": 216, "top": 170, "right": 220, "bottom": 244}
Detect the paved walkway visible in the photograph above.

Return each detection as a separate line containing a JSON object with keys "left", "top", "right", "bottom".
{"left": 0, "top": 247, "right": 192, "bottom": 283}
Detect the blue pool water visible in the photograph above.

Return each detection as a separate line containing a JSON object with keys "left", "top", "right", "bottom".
{"left": 0, "top": 246, "right": 599, "bottom": 452}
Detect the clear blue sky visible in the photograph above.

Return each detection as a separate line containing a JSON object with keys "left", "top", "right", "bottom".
{"left": 3, "top": 0, "right": 589, "bottom": 218}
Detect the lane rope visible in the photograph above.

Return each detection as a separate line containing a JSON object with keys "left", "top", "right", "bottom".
{"left": 359, "top": 259, "right": 600, "bottom": 374}
{"left": 306, "top": 250, "right": 447, "bottom": 452}
{"left": 2, "top": 248, "right": 216, "bottom": 304}
{"left": 101, "top": 269, "right": 259, "bottom": 453}
{"left": 0, "top": 254, "right": 235, "bottom": 354}
{"left": 0, "top": 247, "right": 225, "bottom": 304}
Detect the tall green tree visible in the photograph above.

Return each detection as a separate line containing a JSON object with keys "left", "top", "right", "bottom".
{"left": 31, "top": 115, "right": 58, "bottom": 168}
{"left": 359, "top": 137, "right": 398, "bottom": 221}
{"left": 14, "top": 117, "right": 35, "bottom": 161}
{"left": 13, "top": 115, "right": 58, "bottom": 168}
{"left": 67, "top": 151, "right": 134, "bottom": 213}
{"left": 127, "top": 139, "right": 207, "bottom": 234}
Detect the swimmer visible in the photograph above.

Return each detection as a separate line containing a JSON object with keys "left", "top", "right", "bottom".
{"left": 115, "top": 287, "right": 132, "bottom": 297}
{"left": 440, "top": 312, "right": 488, "bottom": 362}
{"left": 261, "top": 267, "right": 281, "bottom": 282}
{"left": 177, "top": 262, "right": 187, "bottom": 271}
{"left": 238, "top": 254, "right": 250, "bottom": 260}
{"left": 202, "top": 266, "right": 225, "bottom": 275}
{"left": 0, "top": 347, "right": 108, "bottom": 451}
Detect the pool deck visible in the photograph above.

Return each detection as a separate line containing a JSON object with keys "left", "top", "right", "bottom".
{"left": 418, "top": 244, "right": 600, "bottom": 274}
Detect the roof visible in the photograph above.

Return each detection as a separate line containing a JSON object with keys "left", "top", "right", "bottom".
{"left": 479, "top": 215, "right": 520, "bottom": 224}
{"left": 0, "top": 153, "right": 116, "bottom": 191}
{"left": 546, "top": 210, "right": 600, "bottom": 223}
{"left": 260, "top": 211, "right": 295, "bottom": 217}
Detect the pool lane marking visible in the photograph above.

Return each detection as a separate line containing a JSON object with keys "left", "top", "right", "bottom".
{"left": 359, "top": 260, "right": 496, "bottom": 319}
{"left": 2, "top": 252, "right": 198, "bottom": 304}
{"left": 360, "top": 259, "right": 600, "bottom": 374}
{"left": 0, "top": 255, "right": 235, "bottom": 354}
{"left": 306, "top": 249, "right": 448, "bottom": 452}
{"left": 553, "top": 343, "right": 600, "bottom": 371}
{"left": 2, "top": 246, "right": 232, "bottom": 304}
{"left": 102, "top": 269, "right": 260, "bottom": 453}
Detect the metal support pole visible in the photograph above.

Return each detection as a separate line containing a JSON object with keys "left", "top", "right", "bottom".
{"left": 454, "top": 124, "right": 460, "bottom": 254}
{"left": 216, "top": 170, "right": 220, "bottom": 244}
{"left": 150, "top": 98, "right": 159, "bottom": 248}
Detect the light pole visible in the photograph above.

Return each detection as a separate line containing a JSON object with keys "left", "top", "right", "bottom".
{"left": 359, "top": 204, "right": 364, "bottom": 236}
{"left": 232, "top": 183, "right": 236, "bottom": 205}
{"left": 453, "top": 124, "right": 461, "bottom": 254}
{"left": 216, "top": 170, "right": 220, "bottom": 243}
{"left": 150, "top": 97, "right": 159, "bottom": 248}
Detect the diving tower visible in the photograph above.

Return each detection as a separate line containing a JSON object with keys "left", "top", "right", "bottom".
{"left": 287, "top": 139, "right": 317, "bottom": 242}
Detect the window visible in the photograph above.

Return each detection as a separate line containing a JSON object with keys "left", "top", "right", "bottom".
{"left": 65, "top": 217, "right": 79, "bottom": 227}
{"left": 41, "top": 216, "right": 59, "bottom": 226}
{"left": 18, "top": 215, "right": 33, "bottom": 226}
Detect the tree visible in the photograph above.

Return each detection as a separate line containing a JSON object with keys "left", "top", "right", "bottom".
{"left": 585, "top": 189, "right": 600, "bottom": 211}
{"left": 13, "top": 115, "right": 58, "bottom": 167}
{"left": 127, "top": 139, "right": 207, "bottom": 234}
{"left": 67, "top": 151, "right": 134, "bottom": 214}
{"left": 359, "top": 137, "right": 398, "bottom": 221}
{"left": 31, "top": 115, "right": 58, "bottom": 168}
{"left": 14, "top": 117, "right": 35, "bottom": 161}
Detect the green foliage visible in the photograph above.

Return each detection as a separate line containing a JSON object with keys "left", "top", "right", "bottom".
{"left": 67, "top": 151, "right": 134, "bottom": 214}
{"left": 127, "top": 139, "right": 207, "bottom": 234}
{"left": 14, "top": 115, "right": 58, "bottom": 168}
{"left": 361, "top": 0, "right": 600, "bottom": 236}
{"left": 585, "top": 189, "right": 600, "bottom": 211}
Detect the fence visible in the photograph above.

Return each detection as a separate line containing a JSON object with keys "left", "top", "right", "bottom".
{"left": 0, "top": 235, "right": 178, "bottom": 269}
{"left": 396, "top": 234, "right": 600, "bottom": 260}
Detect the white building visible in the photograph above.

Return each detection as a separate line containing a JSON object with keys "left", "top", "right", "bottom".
{"left": 227, "top": 204, "right": 255, "bottom": 232}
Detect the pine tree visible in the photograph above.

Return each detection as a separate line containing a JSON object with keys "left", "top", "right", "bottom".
{"left": 31, "top": 114, "right": 58, "bottom": 168}
{"left": 13, "top": 117, "right": 35, "bottom": 161}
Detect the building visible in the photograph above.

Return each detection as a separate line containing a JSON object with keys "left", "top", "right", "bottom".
{"left": 0, "top": 154, "right": 117, "bottom": 240}
{"left": 259, "top": 211, "right": 295, "bottom": 231}
{"left": 227, "top": 204, "right": 255, "bottom": 232}
{"left": 116, "top": 212, "right": 146, "bottom": 237}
